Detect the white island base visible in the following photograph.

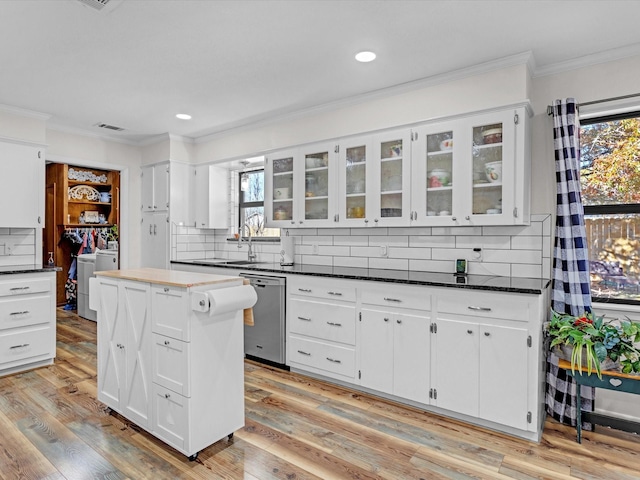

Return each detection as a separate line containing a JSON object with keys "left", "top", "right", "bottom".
{"left": 90, "top": 268, "right": 256, "bottom": 460}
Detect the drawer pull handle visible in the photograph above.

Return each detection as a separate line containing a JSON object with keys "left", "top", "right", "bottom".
{"left": 484, "top": 332, "right": 491, "bottom": 337}
{"left": 468, "top": 306, "right": 491, "bottom": 312}
{"left": 297, "top": 350, "right": 311, "bottom": 356}
{"left": 9, "top": 311, "right": 29, "bottom": 316}
{"left": 384, "top": 317, "right": 389, "bottom": 322}
{"left": 467, "top": 329, "right": 473, "bottom": 334}
{"left": 165, "top": 393, "right": 171, "bottom": 399}
{"left": 163, "top": 287, "right": 170, "bottom": 293}
{"left": 327, "top": 322, "right": 342, "bottom": 327}
{"left": 326, "top": 357, "right": 341, "bottom": 364}
{"left": 10, "top": 287, "right": 30, "bottom": 291}
{"left": 10, "top": 343, "right": 29, "bottom": 349}
{"left": 298, "top": 316, "right": 311, "bottom": 322}
{"left": 328, "top": 291, "right": 342, "bottom": 296}
{"left": 384, "top": 297, "right": 402, "bottom": 303}
{"left": 396, "top": 319, "right": 402, "bottom": 324}
{"left": 298, "top": 288, "right": 312, "bottom": 293}
{"left": 164, "top": 340, "right": 170, "bottom": 345}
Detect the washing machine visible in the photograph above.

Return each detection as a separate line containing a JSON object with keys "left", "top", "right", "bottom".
{"left": 77, "top": 253, "right": 97, "bottom": 321}
{"left": 96, "top": 248, "right": 119, "bottom": 272}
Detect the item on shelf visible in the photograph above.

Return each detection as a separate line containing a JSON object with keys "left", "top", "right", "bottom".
{"left": 389, "top": 144, "right": 402, "bottom": 157}
{"left": 381, "top": 208, "right": 402, "bottom": 217}
{"left": 68, "top": 185, "right": 100, "bottom": 201}
{"left": 99, "top": 192, "right": 111, "bottom": 203}
{"left": 428, "top": 169, "right": 451, "bottom": 188}
{"left": 484, "top": 161, "right": 502, "bottom": 183}
{"left": 482, "top": 127, "right": 502, "bottom": 144}
{"left": 83, "top": 210, "right": 99, "bottom": 223}
{"left": 306, "top": 157, "right": 326, "bottom": 168}
{"left": 439, "top": 210, "right": 450, "bottom": 216}
{"left": 274, "top": 187, "right": 289, "bottom": 200}
{"left": 351, "top": 206, "right": 365, "bottom": 218}
{"left": 68, "top": 167, "right": 107, "bottom": 183}
{"left": 274, "top": 206, "right": 288, "bottom": 220}
{"left": 440, "top": 139, "right": 453, "bottom": 151}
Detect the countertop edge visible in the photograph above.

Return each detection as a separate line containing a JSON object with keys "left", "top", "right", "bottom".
{"left": 171, "top": 261, "right": 551, "bottom": 295}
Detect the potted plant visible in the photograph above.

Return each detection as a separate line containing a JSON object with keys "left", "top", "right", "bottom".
{"left": 548, "top": 309, "right": 640, "bottom": 378}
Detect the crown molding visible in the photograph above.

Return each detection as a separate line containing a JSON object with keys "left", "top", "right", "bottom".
{"left": 0, "top": 103, "right": 51, "bottom": 121}
{"left": 194, "top": 52, "right": 534, "bottom": 144}
{"left": 532, "top": 42, "right": 640, "bottom": 78}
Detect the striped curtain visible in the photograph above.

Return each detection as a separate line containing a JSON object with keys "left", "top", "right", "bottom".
{"left": 545, "top": 98, "right": 595, "bottom": 429}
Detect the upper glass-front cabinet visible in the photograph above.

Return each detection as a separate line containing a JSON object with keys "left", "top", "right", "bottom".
{"left": 338, "top": 136, "right": 371, "bottom": 226}
{"left": 412, "top": 107, "right": 527, "bottom": 226}
{"left": 301, "top": 142, "right": 336, "bottom": 226}
{"left": 265, "top": 148, "right": 297, "bottom": 228}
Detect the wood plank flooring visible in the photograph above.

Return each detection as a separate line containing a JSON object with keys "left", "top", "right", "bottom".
{"left": 1, "top": 310, "right": 639, "bottom": 479}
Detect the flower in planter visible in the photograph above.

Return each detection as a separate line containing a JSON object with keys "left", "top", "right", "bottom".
{"left": 547, "top": 309, "right": 640, "bottom": 378}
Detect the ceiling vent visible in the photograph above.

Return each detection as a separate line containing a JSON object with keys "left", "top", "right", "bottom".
{"left": 94, "top": 122, "right": 125, "bottom": 132}
{"left": 76, "top": 0, "right": 125, "bottom": 13}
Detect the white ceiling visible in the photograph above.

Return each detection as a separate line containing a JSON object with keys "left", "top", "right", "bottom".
{"left": 2, "top": 0, "right": 640, "bottom": 145}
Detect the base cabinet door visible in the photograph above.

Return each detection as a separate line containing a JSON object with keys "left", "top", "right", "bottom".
{"left": 96, "top": 278, "right": 151, "bottom": 428}
{"left": 432, "top": 318, "right": 479, "bottom": 417}
{"left": 153, "top": 383, "right": 188, "bottom": 452}
{"left": 479, "top": 324, "right": 529, "bottom": 429}
{"left": 393, "top": 312, "right": 430, "bottom": 404}
{"left": 359, "top": 308, "right": 393, "bottom": 394}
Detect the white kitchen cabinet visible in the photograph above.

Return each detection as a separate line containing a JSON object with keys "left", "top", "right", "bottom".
{"left": 411, "top": 106, "right": 530, "bottom": 226}
{"left": 141, "top": 163, "right": 169, "bottom": 212}
{"left": 94, "top": 268, "right": 247, "bottom": 460}
{"left": 95, "top": 277, "right": 152, "bottom": 429}
{"left": 141, "top": 211, "right": 169, "bottom": 269}
{"left": 0, "top": 272, "right": 56, "bottom": 377}
{"left": 0, "top": 141, "right": 44, "bottom": 228}
{"left": 336, "top": 134, "right": 373, "bottom": 227}
{"left": 288, "top": 277, "right": 357, "bottom": 381}
{"left": 359, "top": 284, "right": 431, "bottom": 404}
{"left": 432, "top": 291, "right": 532, "bottom": 431}
{"left": 265, "top": 148, "right": 299, "bottom": 228}
{"left": 192, "top": 164, "right": 228, "bottom": 229}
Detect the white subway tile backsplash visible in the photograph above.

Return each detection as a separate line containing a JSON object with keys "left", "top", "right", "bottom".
{"left": 174, "top": 212, "right": 553, "bottom": 280}
{"left": 0, "top": 229, "right": 36, "bottom": 266}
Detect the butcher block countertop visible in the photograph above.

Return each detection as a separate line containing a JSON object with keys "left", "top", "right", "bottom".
{"left": 94, "top": 267, "right": 242, "bottom": 288}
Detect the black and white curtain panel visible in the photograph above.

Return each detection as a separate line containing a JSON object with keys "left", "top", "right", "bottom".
{"left": 545, "top": 98, "right": 595, "bottom": 429}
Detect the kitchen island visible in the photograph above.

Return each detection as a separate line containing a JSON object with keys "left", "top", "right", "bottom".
{"left": 91, "top": 267, "right": 256, "bottom": 460}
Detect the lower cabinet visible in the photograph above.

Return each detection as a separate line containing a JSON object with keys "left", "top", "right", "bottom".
{"left": 286, "top": 275, "right": 548, "bottom": 441}
{"left": 0, "top": 272, "right": 56, "bottom": 377}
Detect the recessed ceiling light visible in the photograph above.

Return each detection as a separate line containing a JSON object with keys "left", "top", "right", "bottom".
{"left": 355, "top": 51, "right": 376, "bottom": 63}
{"left": 176, "top": 113, "right": 192, "bottom": 120}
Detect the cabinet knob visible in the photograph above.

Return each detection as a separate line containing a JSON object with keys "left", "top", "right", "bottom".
{"left": 291, "top": 221, "right": 295, "bottom": 224}
{"left": 465, "top": 215, "right": 470, "bottom": 220}
{"left": 164, "top": 287, "right": 169, "bottom": 293}
{"left": 467, "top": 330, "right": 473, "bottom": 334}
{"left": 364, "top": 219, "right": 369, "bottom": 224}
{"left": 396, "top": 319, "right": 402, "bottom": 324}
{"left": 164, "top": 340, "right": 170, "bottom": 345}
{"left": 165, "top": 393, "right": 171, "bottom": 399}
{"left": 384, "top": 317, "right": 389, "bottom": 322}
{"left": 299, "top": 220, "right": 303, "bottom": 224}
{"left": 452, "top": 217, "right": 457, "bottom": 222}
{"left": 484, "top": 332, "right": 491, "bottom": 337}
{"left": 374, "top": 218, "right": 378, "bottom": 224}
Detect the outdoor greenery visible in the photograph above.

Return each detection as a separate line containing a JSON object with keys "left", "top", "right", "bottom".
{"left": 548, "top": 309, "right": 640, "bottom": 378}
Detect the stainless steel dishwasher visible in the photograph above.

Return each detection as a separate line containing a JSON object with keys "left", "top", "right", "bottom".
{"left": 240, "top": 273, "right": 286, "bottom": 367}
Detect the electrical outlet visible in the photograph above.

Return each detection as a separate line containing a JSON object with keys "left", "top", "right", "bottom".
{"left": 312, "top": 244, "right": 319, "bottom": 255}
{"left": 473, "top": 247, "right": 482, "bottom": 261}
{"left": 380, "top": 245, "right": 388, "bottom": 257}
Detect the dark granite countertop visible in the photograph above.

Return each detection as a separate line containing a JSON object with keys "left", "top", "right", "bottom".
{"left": 0, "top": 265, "right": 60, "bottom": 275}
{"left": 171, "top": 260, "right": 550, "bottom": 295}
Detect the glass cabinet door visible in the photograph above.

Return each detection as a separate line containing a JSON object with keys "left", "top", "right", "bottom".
{"left": 342, "top": 139, "right": 369, "bottom": 224}
{"left": 303, "top": 149, "right": 331, "bottom": 223}
{"left": 425, "top": 130, "right": 454, "bottom": 219}
{"left": 471, "top": 119, "right": 506, "bottom": 220}
{"left": 266, "top": 150, "right": 296, "bottom": 227}
{"left": 374, "top": 130, "right": 412, "bottom": 226}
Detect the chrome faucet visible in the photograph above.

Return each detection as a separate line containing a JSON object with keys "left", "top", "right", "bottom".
{"left": 239, "top": 222, "right": 257, "bottom": 262}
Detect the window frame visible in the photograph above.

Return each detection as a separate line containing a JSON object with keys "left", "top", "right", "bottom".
{"left": 237, "top": 168, "right": 280, "bottom": 239}
{"left": 581, "top": 110, "right": 640, "bottom": 305}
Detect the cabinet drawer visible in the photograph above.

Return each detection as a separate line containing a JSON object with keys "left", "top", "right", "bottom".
{"left": 151, "top": 286, "right": 190, "bottom": 341}
{"left": 0, "top": 326, "right": 53, "bottom": 366}
{"left": 361, "top": 284, "right": 431, "bottom": 311}
{"left": 0, "top": 278, "right": 51, "bottom": 297}
{"left": 289, "top": 298, "right": 356, "bottom": 345}
{"left": 152, "top": 333, "right": 190, "bottom": 397}
{"left": 438, "top": 293, "right": 530, "bottom": 322}
{"left": 152, "top": 383, "right": 188, "bottom": 452}
{"left": 0, "top": 295, "right": 50, "bottom": 330}
{"left": 290, "top": 280, "right": 356, "bottom": 302}
{"left": 289, "top": 336, "right": 355, "bottom": 378}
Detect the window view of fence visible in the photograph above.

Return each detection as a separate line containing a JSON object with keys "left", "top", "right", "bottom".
{"left": 581, "top": 114, "right": 640, "bottom": 303}
{"left": 239, "top": 169, "right": 280, "bottom": 238}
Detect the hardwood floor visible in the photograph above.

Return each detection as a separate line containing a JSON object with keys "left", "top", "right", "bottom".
{"left": 1, "top": 310, "right": 639, "bottom": 480}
